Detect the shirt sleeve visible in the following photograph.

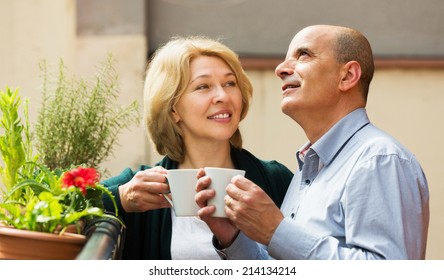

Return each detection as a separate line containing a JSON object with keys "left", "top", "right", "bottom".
{"left": 342, "top": 153, "right": 428, "bottom": 259}
{"left": 216, "top": 232, "right": 273, "bottom": 260}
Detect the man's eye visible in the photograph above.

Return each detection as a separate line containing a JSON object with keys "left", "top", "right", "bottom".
{"left": 299, "top": 51, "right": 309, "bottom": 57}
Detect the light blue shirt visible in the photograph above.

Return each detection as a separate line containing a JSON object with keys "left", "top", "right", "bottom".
{"left": 220, "top": 108, "right": 429, "bottom": 259}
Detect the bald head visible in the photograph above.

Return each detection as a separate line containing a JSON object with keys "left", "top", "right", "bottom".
{"left": 299, "top": 25, "right": 375, "bottom": 98}
{"left": 333, "top": 26, "right": 374, "bottom": 97}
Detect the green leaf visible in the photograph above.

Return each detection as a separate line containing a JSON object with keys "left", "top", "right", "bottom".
{"left": 64, "top": 207, "right": 103, "bottom": 224}
{"left": 3, "top": 179, "right": 51, "bottom": 201}
{"left": 0, "top": 87, "right": 30, "bottom": 200}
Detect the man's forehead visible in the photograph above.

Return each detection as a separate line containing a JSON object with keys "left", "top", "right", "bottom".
{"left": 288, "top": 26, "right": 335, "bottom": 51}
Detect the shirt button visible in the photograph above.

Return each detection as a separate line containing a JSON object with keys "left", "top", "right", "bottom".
{"left": 305, "top": 179, "right": 311, "bottom": 185}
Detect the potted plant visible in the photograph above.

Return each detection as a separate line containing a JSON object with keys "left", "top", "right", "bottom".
{"left": 35, "top": 54, "right": 140, "bottom": 173}
{"left": 0, "top": 87, "right": 120, "bottom": 259}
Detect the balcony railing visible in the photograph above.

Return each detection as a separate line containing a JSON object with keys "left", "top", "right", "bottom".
{"left": 76, "top": 216, "right": 125, "bottom": 260}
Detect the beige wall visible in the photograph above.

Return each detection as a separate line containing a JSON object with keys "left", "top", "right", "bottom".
{"left": 0, "top": 0, "right": 147, "bottom": 177}
{"left": 0, "top": 0, "right": 76, "bottom": 119}
{"left": 0, "top": 0, "right": 442, "bottom": 259}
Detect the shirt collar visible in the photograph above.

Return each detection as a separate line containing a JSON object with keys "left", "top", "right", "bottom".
{"left": 296, "top": 142, "right": 312, "bottom": 170}
{"left": 305, "top": 108, "right": 370, "bottom": 167}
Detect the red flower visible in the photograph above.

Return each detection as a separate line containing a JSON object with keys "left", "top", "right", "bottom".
{"left": 61, "top": 167, "right": 99, "bottom": 195}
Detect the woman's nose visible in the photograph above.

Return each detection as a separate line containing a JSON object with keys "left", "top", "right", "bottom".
{"left": 213, "top": 86, "right": 229, "bottom": 103}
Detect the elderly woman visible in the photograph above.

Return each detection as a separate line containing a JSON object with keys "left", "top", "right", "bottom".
{"left": 102, "top": 36, "right": 293, "bottom": 259}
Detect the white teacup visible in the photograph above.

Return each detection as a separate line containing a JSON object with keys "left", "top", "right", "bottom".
{"left": 165, "top": 169, "right": 200, "bottom": 216}
{"left": 204, "top": 167, "right": 246, "bottom": 218}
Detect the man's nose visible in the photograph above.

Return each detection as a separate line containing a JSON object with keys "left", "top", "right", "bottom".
{"left": 275, "top": 60, "right": 294, "bottom": 79}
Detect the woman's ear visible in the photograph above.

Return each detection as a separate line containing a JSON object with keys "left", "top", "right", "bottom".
{"left": 339, "top": 61, "right": 361, "bottom": 92}
{"left": 171, "top": 107, "right": 181, "bottom": 123}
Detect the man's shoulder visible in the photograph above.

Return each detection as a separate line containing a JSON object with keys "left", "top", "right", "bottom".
{"left": 354, "top": 124, "right": 415, "bottom": 161}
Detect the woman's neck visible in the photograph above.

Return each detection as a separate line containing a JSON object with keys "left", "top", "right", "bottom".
{"left": 179, "top": 142, "right": 234, "bottom": 169}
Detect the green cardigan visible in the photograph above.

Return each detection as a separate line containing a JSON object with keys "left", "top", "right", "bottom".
{"left": 101, "top": 147, "right": 293, "bottom": 259}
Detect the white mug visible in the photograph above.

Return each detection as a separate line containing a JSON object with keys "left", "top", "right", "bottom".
{"left": 204, "top": 167, "right": 246, "bottom": 218}
{"left": 164, "top": 169, "right": 200, "bottom": 216}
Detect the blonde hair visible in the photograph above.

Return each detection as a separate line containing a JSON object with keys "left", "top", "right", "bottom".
{"left": 143, "top": 36, "right": 253, "bottom": 162}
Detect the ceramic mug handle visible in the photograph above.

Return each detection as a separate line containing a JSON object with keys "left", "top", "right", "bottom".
{"left": 162, "top": 175, "right": 174, "bottom": 207}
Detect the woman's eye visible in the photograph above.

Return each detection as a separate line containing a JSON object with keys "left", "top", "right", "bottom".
{"left": 224, "top": 81, "right": 236, "bottom": 87}
{"left": 195, "top": 84, "right": 209, "bottom": 90}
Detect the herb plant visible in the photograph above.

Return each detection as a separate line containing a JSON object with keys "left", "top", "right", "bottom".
{"left": 35, "top": 54, "right": 140, "bottom": 172}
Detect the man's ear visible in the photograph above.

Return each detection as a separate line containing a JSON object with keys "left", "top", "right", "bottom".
{"left": 339, "top": 61, "right": 361, "bottom": 91}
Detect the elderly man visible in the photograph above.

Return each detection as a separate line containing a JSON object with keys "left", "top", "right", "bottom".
{"left": 196, "top": 25, "right": 429, "bottom": 260}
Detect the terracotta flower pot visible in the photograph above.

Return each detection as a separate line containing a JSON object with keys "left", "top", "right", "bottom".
{"left": 0, "top": 224, "right": 86, "bottom": 260}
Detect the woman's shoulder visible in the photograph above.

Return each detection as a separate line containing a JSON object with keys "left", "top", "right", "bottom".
{"left": 233, "top": 148, "right": 293, "bottom": 181}
{"left": 235, "top": 148, "right": 291, "bottom": 171}
{"left": 100, "top": 164, "right": 151, "bottom": 186}
{"left": 101, "top": 156, "right": 177, "bottom": 186}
